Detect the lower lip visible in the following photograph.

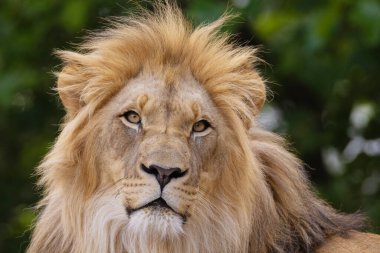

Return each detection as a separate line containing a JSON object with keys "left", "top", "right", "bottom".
{"left": 127, "top": 199, "right": 174, "bottom": 214}
{"left": 150, "top": 199, "right": 171, "bottom": 208}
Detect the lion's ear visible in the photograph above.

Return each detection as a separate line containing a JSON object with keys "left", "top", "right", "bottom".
{"left": 253, "top": 72, "right": 267, "bottom": 116}
{"left": 55, "top": 51, "right": 88, "bottom": 119}
{"left": 239, "top": 65, "right": 266, "bottom": 129}
{"left": 250, "top": 71, "right": 266, "bottom": 116}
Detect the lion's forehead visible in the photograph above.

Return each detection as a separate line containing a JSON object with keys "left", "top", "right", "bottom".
{"left": 111, "top": 71, "right": 216, "bottom": 120}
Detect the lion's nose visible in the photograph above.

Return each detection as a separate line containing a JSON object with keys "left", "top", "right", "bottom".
{"left": 141, "top": 164, "right": 187, "bottom": 189}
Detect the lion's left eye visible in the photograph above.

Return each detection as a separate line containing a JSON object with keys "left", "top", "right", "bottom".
{"left": 123, "top": 111, "right": 141, "bottom": 124}
{"left": 192, "top": 120, "right": 210, "bottom": 133}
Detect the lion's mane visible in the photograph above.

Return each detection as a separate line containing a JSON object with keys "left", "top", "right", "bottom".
{"left": 27, "top": 3, "right": 365, "bottom": 253}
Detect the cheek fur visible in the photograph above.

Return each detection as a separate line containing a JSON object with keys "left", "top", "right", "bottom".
{"left": 107, "top": 119, "right": 141, "bottom": 156}
{"left": 191, "top": 131, "right": 218, "bottom": 164}
{"left": 99, "top": 119, "right": 143, "bottom": 177}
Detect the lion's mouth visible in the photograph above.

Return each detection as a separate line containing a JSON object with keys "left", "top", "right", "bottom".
{"left": 127, "top": 198, "right": 185, "bottom": 220}
{"left": 144, "top": 198, "right": 173, "bottom": 211}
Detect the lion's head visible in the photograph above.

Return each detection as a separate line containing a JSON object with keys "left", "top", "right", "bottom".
{"left": 28, "top": 3, "right": 366, "bottom": 253}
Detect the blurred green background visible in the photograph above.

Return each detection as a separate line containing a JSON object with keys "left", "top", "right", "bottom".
{"left": 1, "top": 0, "right": 379, "bottom": 252}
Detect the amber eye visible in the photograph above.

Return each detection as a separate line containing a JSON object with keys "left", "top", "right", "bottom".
{"left": 123, "top": 111, "right": 141, "bottom": 124}
{"left": 192, "top": 120, "right": 210, "bottom": 133}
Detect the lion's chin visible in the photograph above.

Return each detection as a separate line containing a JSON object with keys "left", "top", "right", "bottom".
{"left": 127, "top": 207, "right": 184, "bottom": 240}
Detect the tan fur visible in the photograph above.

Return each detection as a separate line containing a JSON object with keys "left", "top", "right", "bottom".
{"left": 27, "top": 2, "right": 379, "bottom": 253}
{"left": 317, "top": 232, "right": 380, "bottom": 253}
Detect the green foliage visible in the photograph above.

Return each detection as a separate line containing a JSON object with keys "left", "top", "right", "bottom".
{"left": 0, "top": 0, "right": 379, "bottom": 251}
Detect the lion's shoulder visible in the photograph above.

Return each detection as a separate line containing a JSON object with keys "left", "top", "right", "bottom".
{"left": 316, "top": 232, "right": 380, "bottom": 253}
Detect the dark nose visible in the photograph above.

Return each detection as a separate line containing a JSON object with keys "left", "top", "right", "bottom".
{"left": 142, "top": 164, "right": 187, "bottom": 189}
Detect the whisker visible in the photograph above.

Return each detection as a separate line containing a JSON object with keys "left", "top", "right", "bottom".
{"left": 96, "top": 178, "right": 125, "bottom": 198}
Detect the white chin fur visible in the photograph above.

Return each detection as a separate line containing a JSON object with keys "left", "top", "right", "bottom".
{"left": 85, "top": 195, "right": 185, "bottom": 253}
{"left": 127, "top": 208, "right": 184, "bottom": 240}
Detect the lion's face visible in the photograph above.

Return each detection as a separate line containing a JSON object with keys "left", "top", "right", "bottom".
{"left": 95, "top": 68, "right": 223, "bottom": 236}
{"left": 28, "top": 5, "right": 268, "bottom": 251}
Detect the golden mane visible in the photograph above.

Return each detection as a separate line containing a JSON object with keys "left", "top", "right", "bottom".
{"left": 27, "top": 3, "right": 375, "bottom": 253}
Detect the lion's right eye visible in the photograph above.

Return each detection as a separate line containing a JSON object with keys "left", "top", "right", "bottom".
{"left": 123, "top": 111, "right": 141, "bottom": 124}
{"left": 120, "top": 111, "right": 142, "bottom": 132}
{"left": 191, "top": 120, "right": 212, "bottom": 138}
{"left": 192, "top": 120, "right": 210, "bottom": 133}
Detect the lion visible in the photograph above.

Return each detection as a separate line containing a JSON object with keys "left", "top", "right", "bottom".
{"left": 27, "top": 3, "right": 380, "bottom": 253}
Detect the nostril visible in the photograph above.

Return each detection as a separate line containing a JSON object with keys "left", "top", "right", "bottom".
{"left": 141, "top": 164, "right": 158, "bottom": 176}
{"left": 171, "top": 168, "right": 187, "bottom": 178}
{"left": 141, "top": 164, "right": 187, "bottom": 189}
